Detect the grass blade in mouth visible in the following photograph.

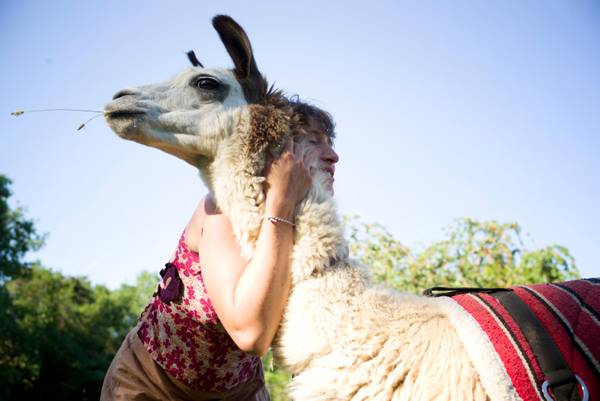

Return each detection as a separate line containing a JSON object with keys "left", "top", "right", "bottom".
{"left": 11, "top": 108, "right": 105, "bottom": 131}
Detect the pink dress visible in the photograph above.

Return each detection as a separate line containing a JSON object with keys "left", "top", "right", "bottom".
{"left": 137, "top": 232, "right": 260, "bottom": 392}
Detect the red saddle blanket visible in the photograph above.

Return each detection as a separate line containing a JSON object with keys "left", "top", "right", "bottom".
{"left": 439, "top": 279, "right": 599, "bottom": 401}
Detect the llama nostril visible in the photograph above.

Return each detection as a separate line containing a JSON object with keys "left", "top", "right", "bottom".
{"left": 112, "top": 89, "right": 139, "bottom": 100}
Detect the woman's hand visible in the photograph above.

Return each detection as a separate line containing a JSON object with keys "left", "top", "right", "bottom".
{"left": 263, "top": 138, "right": 312, "bottom": 218}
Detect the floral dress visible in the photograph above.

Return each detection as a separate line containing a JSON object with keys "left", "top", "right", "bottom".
{"left": 137, "top": 232, "right": 260, "bottom": 392}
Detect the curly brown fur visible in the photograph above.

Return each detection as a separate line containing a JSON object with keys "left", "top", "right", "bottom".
{"left": 246, "top": 104, "right": 291, "bottom": 157}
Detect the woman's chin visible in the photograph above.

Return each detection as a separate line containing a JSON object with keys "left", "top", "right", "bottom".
{"left": 313, "top": 171, "right": 335, "bottom": 197}
{"left": 326, "top": 179, "right": 334, "bottom": 195}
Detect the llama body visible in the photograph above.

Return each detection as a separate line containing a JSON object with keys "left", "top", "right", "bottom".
{"left": 274, "top": 261, "right": 489, "bottom": 400}
{"left": 104, "top": 15, "right": 595, "bottom": 401}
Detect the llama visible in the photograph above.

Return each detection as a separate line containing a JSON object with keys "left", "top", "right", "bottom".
{"left": 104, "top": 15, "right": 598, "bottom": 401}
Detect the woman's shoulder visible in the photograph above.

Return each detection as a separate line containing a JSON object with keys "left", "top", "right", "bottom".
{"left": 186, "top": 195, "right": 233, "bottom": 251}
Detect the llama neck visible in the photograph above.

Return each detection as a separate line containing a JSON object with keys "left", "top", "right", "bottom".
{"left": 210, "top": 105, "right": 289, "bottom": 259}
{"left": 210, "top": 105, "right": 349, "bottom": 279}
{"left": 289, "top": 191, "right": 349, "bottom": 283}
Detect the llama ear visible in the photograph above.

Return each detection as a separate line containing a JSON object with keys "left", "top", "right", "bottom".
{"left": 212, "top": 15, "right": 267, "bottom": 103}
{"left": 186, "top": 50, "right": 204, "bottom": 68}
{"left": 212, "top": 15, "right": 258, "bottom": 79}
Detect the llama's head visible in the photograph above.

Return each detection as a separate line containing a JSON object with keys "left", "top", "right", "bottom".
{"left": 104, "top": 15, "right": 296, "bottom": 254}
{"left": 104, "top": 15, "right": 348, "bottom": 278}
{"left": 104, "top": 15, "right": 271, "bottom": 178}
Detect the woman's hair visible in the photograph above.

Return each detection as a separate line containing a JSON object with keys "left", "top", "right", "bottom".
{"left": 289, "top": 96, "right": 336, "bottom": 140}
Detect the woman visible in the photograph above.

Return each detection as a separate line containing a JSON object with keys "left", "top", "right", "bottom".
{"left": 101, "top": 102, "right": 339, "bottom": 400}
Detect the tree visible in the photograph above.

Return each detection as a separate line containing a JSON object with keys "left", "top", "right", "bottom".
{"left": 0, "top": 175, "right": 156, "bottom": 400}
{"left": 0, "top": 175, "right": 44, "bottom": 282}
{"left": 4, "top": 266, "right": 155, "bottom": 400}
{"left": 110, "top": 271, "right": 157, "bottom": 331}
{"left": 0, "top": 175, "right": 45, "bottom": 398}
{"left": 347, "top": 216, "right": 579, "bottom": 292}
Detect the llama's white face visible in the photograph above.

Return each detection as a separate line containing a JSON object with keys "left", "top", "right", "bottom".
{"left": 105, "top": 67, "right": 247, "bottom": 166}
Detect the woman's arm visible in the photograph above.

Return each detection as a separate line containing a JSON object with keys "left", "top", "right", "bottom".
{"left": 199, "top": 141, "right": 310, "bottom": 356}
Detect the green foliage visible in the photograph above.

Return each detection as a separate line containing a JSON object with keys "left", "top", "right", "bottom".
{"left": 0, "top": 175, "right": 45, "bottom": 399}
{"left": 0, "top": 282, "right": 38, "bottom": 396}
{"left": 346, "top": 215, "right": 412, "bottom": 290}
{"left": 262, "top": 350, "right": 291, "bottom": 401}
{"left": 3, "top": 266, "right": 153, "bottom": 400}
{"left": 0, "top": 175, "right": 44, "bottom": 282}
{"left": 110, "top": 271, "right": 157, "bottom": 330}
{"left": 7, "top": 267, "right": 111, "bottom": 399}
{"left": 0, "top": 175, "right": 157, "bottom": 400}
{"left": 347, "top": 216, "right": 579, "bottom": 292}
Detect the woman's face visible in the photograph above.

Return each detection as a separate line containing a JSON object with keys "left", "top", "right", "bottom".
{"left": 296, "top": 118, "right": 339, "bottom": 193}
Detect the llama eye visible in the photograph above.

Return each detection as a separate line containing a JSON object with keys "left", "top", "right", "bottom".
{"left": 192, "top": 77, "right": 220, "bottom": 90}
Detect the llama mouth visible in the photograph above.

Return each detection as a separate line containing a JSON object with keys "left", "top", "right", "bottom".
{"left": 105, "top": 110, "right": 146, "bottom": 119}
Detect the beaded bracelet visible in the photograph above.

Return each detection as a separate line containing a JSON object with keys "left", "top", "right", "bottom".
{"left": 265, "top": 216, "right": 295, "bottom": 227}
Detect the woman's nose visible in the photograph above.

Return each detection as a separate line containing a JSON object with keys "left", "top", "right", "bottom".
{"left": 323, "top": 145, "right": 339, "bottom": 164}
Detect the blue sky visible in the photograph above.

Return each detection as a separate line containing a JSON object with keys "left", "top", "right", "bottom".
{"left": 1, "top": 0, "right": 599, "bottom": 287}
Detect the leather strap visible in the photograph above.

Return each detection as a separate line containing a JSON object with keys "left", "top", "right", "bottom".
{"left": 491, "top": 290, "right": 580, "bottom": 401}
{"left": 423, "top": 286, "right": 509, "bottom": 297}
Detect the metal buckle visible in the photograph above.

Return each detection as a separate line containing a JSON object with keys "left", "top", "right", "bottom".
{"left": 541, "top": 374, "right": 589, "bottom": 401}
